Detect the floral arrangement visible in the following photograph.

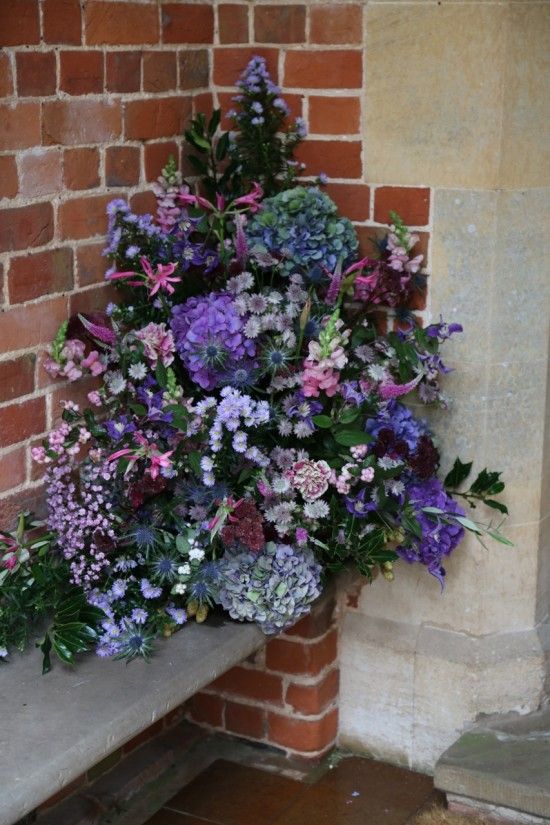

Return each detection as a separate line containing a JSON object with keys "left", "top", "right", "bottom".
{"left": 0, "top": 57, "right": 510, "bottom": 671}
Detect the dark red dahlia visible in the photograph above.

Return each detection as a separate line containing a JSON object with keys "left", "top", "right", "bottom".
{"left": 409, "top": 435, "right": 440, "bottom": 479}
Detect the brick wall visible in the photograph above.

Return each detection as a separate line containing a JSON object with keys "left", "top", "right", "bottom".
{"left": 187, "top": 587, "right": 339, "bottom": 759}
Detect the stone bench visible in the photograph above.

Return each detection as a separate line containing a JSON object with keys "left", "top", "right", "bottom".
{"left": 0, "top": 620, "right": 264, "bottom": 825}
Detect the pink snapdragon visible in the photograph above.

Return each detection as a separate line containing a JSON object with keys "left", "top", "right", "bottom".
{"left": 44, "top": 338, "right": 106, "bottom": 382}
{"left": 135, "top": 322, "right": 175, "bottom": 367}
{"left": 286, "top": 459, "right": 331, "bottom": 501}
{"left": 386, "top": 229, "right": 423, "bottom": 275}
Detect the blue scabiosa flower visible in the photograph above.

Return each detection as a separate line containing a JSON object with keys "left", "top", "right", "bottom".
{"left": 140, "top": 578, "right": 162, "bottom": 600}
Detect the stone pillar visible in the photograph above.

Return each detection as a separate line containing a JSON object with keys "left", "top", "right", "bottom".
{"left": 339, "top": 1, "right": 550, "bottom": 771}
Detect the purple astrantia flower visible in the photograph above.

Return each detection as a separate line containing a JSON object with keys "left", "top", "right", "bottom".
{"left": 283, "top": 392, "right": 323, "bottom": 432}
{"left": 171, "top": 292, "right": 256, "bottom": 390}
{"left": 104, "top": 416, "right": 136, "bottom": 443}
{"left": 366, "top": 401, "right": 429, "bottom": 452}
{"left": 398, "top": 478, "right": 465, "bottom": 588}
{"left": 344, "top": 487, "right": 378, "bottom": 518}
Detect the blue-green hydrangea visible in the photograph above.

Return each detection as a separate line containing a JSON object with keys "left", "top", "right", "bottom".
{"left": 245, "top": 186, "right": 358, "bottom": 274}
{"left": 214, "top": 542, "right": 322, "bottom": 634}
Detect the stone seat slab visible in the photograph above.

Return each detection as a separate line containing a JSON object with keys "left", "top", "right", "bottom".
{"left": 434, "top": 708, "right": 550, "bottom": 820}
{"left": 0, "top": 620, "right": 264, "bottom": 825}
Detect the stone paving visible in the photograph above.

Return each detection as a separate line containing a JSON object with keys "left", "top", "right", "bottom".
{"left": 144, "top": 756, "right": 444, "bottom": 825}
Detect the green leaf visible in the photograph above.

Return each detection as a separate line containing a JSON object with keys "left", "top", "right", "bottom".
{"left": 185, "top": 130, "right": 210, "bottom": 152}
{"left": 340, "top": 408, "right": 360, "bottom": 425}
{"left": 187, "top": 452, "right": 202, "bottom": 476}
{"left": 422, "top": 506, "right": 445, "bottom": 515}
{"left": 334, "top": 430, "right": 372, "bottom": 447}
{"left": 401, "top": 512, "right": 422, "bottom": 539}
{"left": 485, "top": 499, "right": 508, "bottom": 515}
{"left": 455, "top": 515, "right": 483, "bottom": 534}
{"left": 487, "top": 530, "right": 514, "bottom": 546}
{"left": 444, "top": 458, "right": 473, "bottom": 489}
{"left": 155, "top": 361, "right": 168, "bottom": 389}
{"left": 129, "top": 403, "right": 147, "bottom": 417}
{"left": 312, "top": 414, "right": 332, "bottom": 429}
{"left": 208, "top": 108, "right": 221, "bottom": 137}
{"left": 176, "top": 534, "right": 190, "bottom": 554}
{"left": 38, "top": 633, "right": 52, "bottom": 675}
{"left": 216, "top": 131, "right": 230, "bottom": 162}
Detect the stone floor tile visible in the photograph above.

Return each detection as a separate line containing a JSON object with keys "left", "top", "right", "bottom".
{"left": 165, "top": 759, "right": 305, "bottom": 824}
{"left": 272, "top": 756, "right": 435, "bottom": 825}
{"left": 146, "top": 812, "right": 220, "bottom": 825}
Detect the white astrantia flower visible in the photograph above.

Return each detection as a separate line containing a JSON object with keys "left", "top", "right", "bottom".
{"left": 107, "top": 371, "right": 127, "bottom": 395}
{"left": 377, "top": 456, "right": 402, "bottom": 470}
{"left": 272, "top": 475, "right": 290, "bottom": 494}
{"left": 247, "top": 293, "right": 268, "bottom": 314}
{"left": 303, "top": 500, "right": 330, "bottom": 519}
{"left": 234, "top": 294, "right": 249, "bottom": 316}
{"left": 128, "top": 362, "right": 147, "bottom": 380}
{"left": 244, "top": 317, "right": 261, "bottom": 339}
{"left": 294, "top": 421, "right": 312, "bottom": 439}
{"left": 367, "top": 364, "right": 387, "bottom": 382}
{"left": 278, "top": 420, "right": 293, "bottom": 436}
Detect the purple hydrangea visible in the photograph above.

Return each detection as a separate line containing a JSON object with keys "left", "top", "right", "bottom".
{"left": 398, "top": 478, "right": 465, "bottom": 587}
{"left": 171, "top": 292, "right": 256, "bottom": 390}
{"left": 214, "top": 541, "right": 322, "bottom": 634}
{"left": 366, "top": 401, "right": 429, "bottom": 452}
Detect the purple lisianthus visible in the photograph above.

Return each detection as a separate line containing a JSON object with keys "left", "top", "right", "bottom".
{"left": 171, "top": 292, "right": 256, "bottom": 390}
{"left": 344, "top": 487, "right": 377, "bottom": 518}
{"left": 398, "top": 478, "right": 465, "bottom": 587}
{"left": 284, "top": 392, "right": 323, "bottom": 432}
{"left": 104, "top": 416, "right": 136, "bottom": 442}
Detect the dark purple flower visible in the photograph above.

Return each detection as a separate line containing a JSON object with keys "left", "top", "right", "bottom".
{"left": 104, "top": 416, "right": 136, "bottom": 442}
{"left": 344, "top": 487, "right": 377, "bottom": 518}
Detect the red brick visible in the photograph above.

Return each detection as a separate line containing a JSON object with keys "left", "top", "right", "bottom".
{"left": 187, "top": 693, "right": 224, "bottom": 727}
{"left": 0, "top": 202, "right": 54, "bottom": 253}
{"left": 58, "top": 194, "right": 112, "bottom": 240}
{"left": 209, "top": 667, "right": 283, "bottom": 705}
{"left": 0, "top": 296, "right": 67, "bottom": 353}
{"left": 254, "top": 5, "right": 305, "bottom": 44}
{"left": 50, "top": 374, "right": 102, "bottom": 422}
{"left": 85, "top": 2, "right": 159, "bottom": 45}
{"left": 143, "top": 51, "right": 177, "bottom": 92}
{"left": 161, "top": 3, "right": 213, "bottom": 44}
{"left": 309, "top": 96, "right": 360, "bottom": 135}
{"left": 124, "top": 97, "right": 192, "bottom": 140}
{"left": 310, "top": 5, "right": 362, "bottom": 45}
{"left": 63, "top": 147, "right": 100, "bottom": 190}
{"left": 0, "top": 103, "right": 41, "bottom": 151}
{"left": 106, "top": 51, "right": 141, "bottom": 93}
{"left": 69, "top": 283, "right": 118, "bottom": 316}
{"left": 284, "top": 596, "right": 336, "bottom": 640}
{"left": 19, "top": 148, "right": 62, "bottom": 197}
{"left": 325, "top": 183, "right": 370, "bottom": 222}
{"left": 218, "top": 4, "right": 249, "bottom": 44}
{"left": 130, "top": 190, "right": 157, "bottom": 215}
{"left": 179, "top": 50, "right": 209, "bottom": 90}
{"left": 192, "top": 92, "right": 214, "bottom": 120}
{"left": 0, "top": 398, "right": 45, "bottom": 448}
{"left": 284, "top": 50, "right": 362, "bottom": 89}
{"left": 295, "top": 140, "right": 362, "bottom": 179}
{"left": 105, "top": 145, "right": 141, "bottom": 187}
{"left": 373, "top": 187, "right": 431, "bottom": 227}
{"left": 285, "top": 669, "right": 339, "bottom": 716}
{"left": 60, "top": 50, "right": 104, "bottom": 95}
{"left": 43, "top": 0, "right": 82, "bottom": 44}
{"left": 225, "top": 701, "right": 265, "bottom": 739}
{"left": 43, "top": 100, "right": 121, "bottom": 146}
{"left": 76, "top": 242, "right": 106, "bottom": 287}
{"left": 144, "top": 141, "right": 178, "bottom": 182}
{"left": 267, "top": 708, "right": 338, "bottom": 753}
{"left": 16, "top": 52, "right": 56, "bottom": 97}
{"left": 0, "top": 447, "right": 26, "bottom": 493}
{"left": 266, "top": 630, "right": 338, "bottom": 676}
{"left": 0, "top": 0, "right": 39, "bottom": 46}
{"left": 0, "top": 54, "right": 14, "bottom": 97}
{"left": 122, "top": 720, "right": 164, "bottom": 754}
{"left": 213, "top": 47, "right": 278, "bottom": 87}
{"left": 0, "top": 356, "right": 35, "bottom": 403}
{"left": 0, "top": 485, "right": 46, "bottom": 530}
{"left": 0, "top": 156, "right": 18, "bottom": 199}
{"left": 8, "top": 248, "right": 73, "bottom": 304}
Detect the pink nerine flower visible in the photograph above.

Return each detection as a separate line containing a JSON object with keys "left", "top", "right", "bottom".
{"left": 135, "top": 322, "right": 175, "bottom": 367}
{"left": 286, "top": 459, "right": 332, "bottom": 502}
{"left": 140, "top": 256, "right": 181, "bottom": 297}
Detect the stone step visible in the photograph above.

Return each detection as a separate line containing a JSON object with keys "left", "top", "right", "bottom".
{"left": 434, "top": 708, "right": 550, "bottom": 823}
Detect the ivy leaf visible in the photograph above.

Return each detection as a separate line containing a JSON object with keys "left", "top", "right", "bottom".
{"left": 484, "top": 499, "right": 508, "bottom": 515}
{"left": 444, "top": 458, "right": 473, "bottom": 489}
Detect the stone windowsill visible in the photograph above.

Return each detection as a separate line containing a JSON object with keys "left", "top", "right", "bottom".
{"left": 0, "top": 619, "right": 265, "bottom": 825}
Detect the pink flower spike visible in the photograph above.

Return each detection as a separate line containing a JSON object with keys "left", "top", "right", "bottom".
{"left": 78, "top": 314, "right": 117, "bottom": 345}
{"left": 216, "top": 193, "right": 226, "bottom": 211}
{"left": 107, "top": 448, "right": 134, "bottom": 462}
{"left": 379, "top": 373, "right": 422, "bottom": 400}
